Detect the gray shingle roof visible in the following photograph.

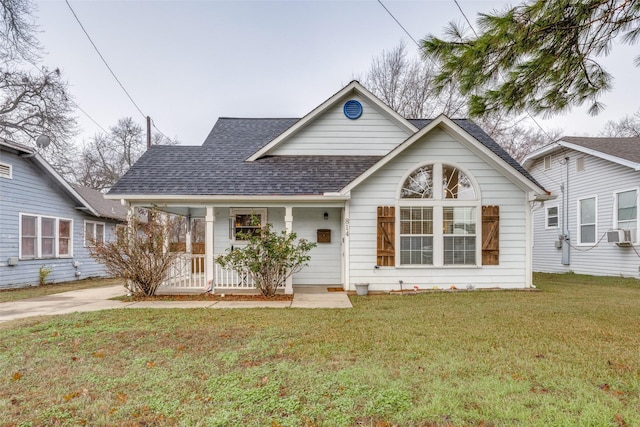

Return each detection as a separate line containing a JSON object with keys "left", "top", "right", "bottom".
{"left": 109, "top": 117, "right": 543, "bottom": 196}
{"left": 109, "top": 118, "right": 381, "bottom": 196}
{"left": 562, "top": 136, "right": 640, "bottom": 164}
{"left": 71, "top": 184, "right": 129, "bottom": 221}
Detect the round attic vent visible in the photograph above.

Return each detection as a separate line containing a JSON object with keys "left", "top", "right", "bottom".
{"left": 343, "top": 100, "right": 363, "bottom": 120}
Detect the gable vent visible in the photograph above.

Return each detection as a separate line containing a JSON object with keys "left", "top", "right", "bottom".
{"left": 343, "top": 100, "right": 363, "bottom": 120}
{"left": 0, "top": 162, "right": 11, "bottom": 179}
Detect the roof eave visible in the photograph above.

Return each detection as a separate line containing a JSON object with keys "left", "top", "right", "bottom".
{"left": 340, "top": 115, "right": 547, "bottom": 197}
{"left": 246, "top": 81, "right": 418, "bottom": 161}
{"left": 523, "top": 140, "right": 640, "bottom": 171}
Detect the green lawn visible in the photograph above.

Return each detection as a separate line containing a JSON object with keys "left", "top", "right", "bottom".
{"left": 1, "top": 273, "right": 639, "bottom": 426}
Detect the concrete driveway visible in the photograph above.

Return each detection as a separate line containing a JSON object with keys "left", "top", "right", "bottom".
{"left": 0, "top": 285, "right": 352, "bottom": 322}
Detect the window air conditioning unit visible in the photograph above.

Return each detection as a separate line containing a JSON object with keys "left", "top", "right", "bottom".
{"left": 607, "top": 229, "right": 633, "bottom": 245}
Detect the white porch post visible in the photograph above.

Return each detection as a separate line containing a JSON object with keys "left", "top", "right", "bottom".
{"left": 126, "top": 205, "right": 137, "bottom": 295}
{"left": 205, "top": 207, "right": 215, "bottom": 293}
{"left": 185, "top": 213, "right": 192, "bottom": 254}
{"left": 343, "top": 201, "right": 350, "bottom": 291}
{"left": 185, "top": 214, "right": 192, "bottom": 284}
{"left": 284, "top": 206, "right": 294, "bottom": 295}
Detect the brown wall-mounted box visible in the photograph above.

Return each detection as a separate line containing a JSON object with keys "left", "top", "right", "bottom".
{"left": 317, "top": 229, "right": 331, "bottom": 243}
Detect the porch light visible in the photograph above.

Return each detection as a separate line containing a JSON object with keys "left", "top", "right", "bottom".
{"left": 323, "top": 212, "right": 329, "bottom": 220}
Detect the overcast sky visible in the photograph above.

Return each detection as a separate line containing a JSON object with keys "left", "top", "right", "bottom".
{"left": 34, "top": 0, "right": 638, "bottom": 147}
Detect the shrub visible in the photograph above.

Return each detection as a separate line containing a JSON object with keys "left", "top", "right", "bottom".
{"left": 88, "top": 210, "right": 179, "bottom": 297}
{"left": 216, "top": 222, "right": 316, "bottom": 296}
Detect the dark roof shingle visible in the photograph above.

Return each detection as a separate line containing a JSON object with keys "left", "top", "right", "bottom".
{"left": 109, "top": 117, "right": 543, "bottom": 196}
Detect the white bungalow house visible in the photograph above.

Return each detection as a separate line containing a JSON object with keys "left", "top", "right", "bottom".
{"left": 107, "top": 81, "right": 548, "bottom": 293}
{"left": 523, "top": 137, "right": 640, "bottom": 278}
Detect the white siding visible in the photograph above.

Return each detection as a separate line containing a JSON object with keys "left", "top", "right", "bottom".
{"left": 211, "top": 207, "right": 341, "bottom": 285}
{"left": 270, "top": 94, "right": 411, "bottom": 156}
{"left": 348, "top": 128, "right": 530, "bottom": 290}
{"left": 0, "top": 150, "right": 119, "bottom": 289}
{"left": 529, "top": 149, "right": 640, "bottom": 278}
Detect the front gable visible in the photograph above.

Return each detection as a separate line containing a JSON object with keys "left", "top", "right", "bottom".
{"left": 247, "top": 81, "right": 417, "bottom": 160}
{"left": 341, "top": 115, "right": 547, "bottom": 200}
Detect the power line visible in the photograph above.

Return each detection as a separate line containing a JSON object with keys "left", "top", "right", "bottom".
{"left": 452, "top": 0, "right": 477, "bottom": 37}
{"left": 72, "top": 101, "right": 109, "bottom": 134}
{"left": 449, "top": 0, "right": 555, "bottom": 143}
{"left": 64, "top": 0, "right": 174, "bottom": 142}
{"left": 64, "top": 0, "right": 146, "bottom": 121}
{"left": 376, "top": 0, "right": 420, "bottom": 48}
{"left": 377, "top": 0, "right": 557, "bottom": 145}
{"left": 26, "top": 60, "right": 109, "bottom": 134}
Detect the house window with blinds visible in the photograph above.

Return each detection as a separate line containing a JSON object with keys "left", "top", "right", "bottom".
{"left": 378, "top": 162, "right": 497, "bottom": 267}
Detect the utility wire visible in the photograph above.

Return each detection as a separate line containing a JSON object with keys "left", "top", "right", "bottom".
{"left": 26, "top": 60, "right": 109, "bottom": 134}
{"left": 377, "top": 0, "right": 556, "bottom": 144}
{"left": 376, "top": 0, "right": 420, "bottom": 48}
{"left": 64, "top": 0, "right": 146, "bottom": 121}
{"left": 449, "top": 0, "right": 555, "bottom": 143}
{"left": 64, "top": 0, "right": 173, "bottom": 142}
{"left": 73, "top": 101, "right": 109, "bottom": 134}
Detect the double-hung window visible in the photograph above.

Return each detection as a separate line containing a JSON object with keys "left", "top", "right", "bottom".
{"left": 20, "top": 214, "right": 73, "bottom": 259}
{"left": 577, "top": 197, "right": 596, "bottom": 245}
{"left": 615, "top": 189, "right": 638, "bottom": 242}
{"left": 84, "top": 221, "right": 105, "bottom": 247}
{"left": 400, "top": 207, "right": 433, "bottom": 265}
{"left": 546, "top": 206, "right": 559, "bottom": 228}
{"left": 399, "top": 163, "right": 479, "bottom": 267}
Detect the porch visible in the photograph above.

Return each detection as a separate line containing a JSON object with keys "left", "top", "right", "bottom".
{"left": 144, "top": 204, "right": 346, "bottom": 294}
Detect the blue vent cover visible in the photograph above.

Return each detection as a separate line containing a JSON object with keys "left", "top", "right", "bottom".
{"left": 343, "top": 100, "right": 363, "bottom": 120}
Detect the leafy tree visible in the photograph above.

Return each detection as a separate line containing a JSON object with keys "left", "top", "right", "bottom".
{"left": 88, "top": 209, "right": 179, "bottom": 297}
{"left": 1, "top": 0, "right": 77, "bottom": 177}
{"left": 363, "top": 42, "right": 558, "bottom": 161}
{"left": 74, "top": 117, "right": 179, "bottom": 191}
{"left": 422, "top": 0, "right": 640, "bottom": 117}
{"left": 216, "top": 222, "right": 316, "bottom": 297}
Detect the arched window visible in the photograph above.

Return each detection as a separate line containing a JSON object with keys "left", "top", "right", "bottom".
{"left": 398, "top": 163, "right": 480, "bottom": 266}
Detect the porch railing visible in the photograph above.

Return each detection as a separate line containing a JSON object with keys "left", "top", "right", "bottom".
{"left": 161, "top": 254, "right": 285, "bottom": 291}
{"left": 215, "top": 264, "right": 256, "bottom": 289}
{"left": 161, "top": 253, "right": 207, "bottom": 289}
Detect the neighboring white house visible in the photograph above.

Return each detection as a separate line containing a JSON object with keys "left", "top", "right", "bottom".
{"left": 523, "top": 137, "right": 640, "bottom": 278}
{"left": 107, "top": 81, "right": 548, "bottom": 293}
{"left": 0, "top": 139, "right": 129, "bottom": 289}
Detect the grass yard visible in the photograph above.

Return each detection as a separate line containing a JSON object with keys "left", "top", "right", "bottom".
{"left": 1, "top": 273, "right": 639, "bottom": 426}
{"left": 0, "top": 277, "right": 123, "bottom": 303}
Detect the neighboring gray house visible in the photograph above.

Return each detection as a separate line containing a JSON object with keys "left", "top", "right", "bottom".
{"left": 523, "top": 137, "right": 640, "bottom": 278}
{"left": 0, "top": 139, "right": 128, "bottom": 289}
{"left": 108, "top": 81, "right": 548, "bottom": 293}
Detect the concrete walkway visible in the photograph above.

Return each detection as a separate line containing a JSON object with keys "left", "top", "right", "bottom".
{"left": 0, "top": 285, "right": 352, "bottom": 322}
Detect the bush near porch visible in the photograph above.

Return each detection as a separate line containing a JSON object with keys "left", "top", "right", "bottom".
{"left": 1, "top": 273, "right": 639, "bottom": 426}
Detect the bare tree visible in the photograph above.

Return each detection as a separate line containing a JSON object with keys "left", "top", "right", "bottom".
{"left": 74, "top": 117, "right": 179, "bottom": 192}
{"left": 600, "top": 111, "right": 640, "bottom": 137}
{"left": 363, "top": 41, "right": 559, "bottom": 161}
{"left": 1, "top": 0, "right": 40, "bottom": 62}
{"left": 1, "top": 0, "right": 77, "bottom": 177}
{"left": 88, "top": 210, "right": 179, "bottom": 297}
{"left": 364, "top": 41, "right": 466, "bottom": 118}
{"left": 475, "top": 113, "right": 562, "bottom": 162}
